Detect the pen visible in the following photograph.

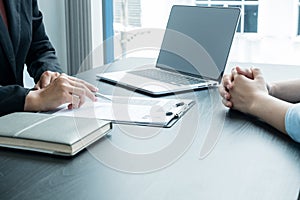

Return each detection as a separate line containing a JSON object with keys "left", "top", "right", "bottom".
{"left": 165, "top": 102, "right": 189, "bottom": 117}
{"left": 94, "top": 92, "right": 112, "bottom": 101}
{"left": 175, "top": 105, "right": 188, "bottom": 118}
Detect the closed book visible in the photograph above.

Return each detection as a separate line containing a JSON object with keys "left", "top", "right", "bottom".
{"left": 0, "top": 112, "right": 112, "bottom": 156}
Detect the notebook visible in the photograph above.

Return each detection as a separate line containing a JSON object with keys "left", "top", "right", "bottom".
{"left": 0, "top": 112, "right": 112, "bottom": 156}
{"left": 97, "top": 6, "right": 241, "bottom": 96}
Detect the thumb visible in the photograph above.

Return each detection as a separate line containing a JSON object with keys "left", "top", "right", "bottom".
{"left": 236, "top": 66, "right": 254, "bottom": 79}
{"left": 34, "top": 82, "right": 41, "bottom": 90}
{"left": 251, "top": 68, "right": 264, "bottom": 80}
{"left": 40, "top": 75, "right": 51, "bottom": 88}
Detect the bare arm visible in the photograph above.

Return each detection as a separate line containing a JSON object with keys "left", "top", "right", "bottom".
{"left": 268, "top": 79, "right": 300, "bottom": 103}
{"left": 246, "top": 93, "right": 291, "bottom": 134}
{"left": 229, "top": 68, "right": 292, "bottom": 134}
{"left": 219, "top": 67, "right": 300, "bottom": 140}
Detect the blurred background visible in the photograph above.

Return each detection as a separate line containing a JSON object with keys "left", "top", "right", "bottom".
{"left": 29, "top": 0, "right": 300, "bottom": 79}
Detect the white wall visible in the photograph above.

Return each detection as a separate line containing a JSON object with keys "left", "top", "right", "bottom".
{"left": 91, "top": 0, "right": 104, "bottom": 67}
{"left": 38, "top": 0, "right": 68, "bottom": 72}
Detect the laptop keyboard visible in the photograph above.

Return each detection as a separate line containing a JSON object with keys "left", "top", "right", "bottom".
{"left": 129, "top": 69, "right": 205, "bottom": 86}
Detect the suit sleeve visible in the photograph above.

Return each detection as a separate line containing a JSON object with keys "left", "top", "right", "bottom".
{"left": 25, "top": 0, "right": 63, "bottom": 83}
{"left": 0, "top": 86, "right": 30, "bottom": 116}
{"left": 285, "top": 104, "right": 300, "bottom": 143}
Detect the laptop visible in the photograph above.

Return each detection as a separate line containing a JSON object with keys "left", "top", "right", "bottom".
{"left": 97, "top": 6, "right": 241, "bottom": 96}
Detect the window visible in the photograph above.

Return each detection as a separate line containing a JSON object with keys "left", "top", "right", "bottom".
{"left": 114, "top": 0, "right": 141, "bottom": 27}
{"left": 111, "top": 0, "right": 196, "bottom": 60}
{"left": 196, "top": 0, "right": 259, "bottom": 33}
{"left": 112, "top": 0, "right": 195, "bottom": 31}
{"left": 105, "top": 0, "right": 300, "bottom": 65}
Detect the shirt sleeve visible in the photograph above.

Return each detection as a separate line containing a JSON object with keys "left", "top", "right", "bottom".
{"left": 285, "top": 104, "right": 300, "bottom": 143}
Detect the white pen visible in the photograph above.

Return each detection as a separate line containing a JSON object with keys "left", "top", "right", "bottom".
{"left": 94, "top": 92, "right": 112, "bottom": 101}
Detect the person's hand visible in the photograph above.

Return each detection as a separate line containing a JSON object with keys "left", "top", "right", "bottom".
{"left": 35, "top": 71, "right": 61, "bottom": 89}
{"left": 25, "top": 73, "right": 99, "bottom": 111}
{"left": 229, "top": 68, "right": 268, "bottom": 114}
{"left": 219, "top": 66, "right": 253, "bottom": 108}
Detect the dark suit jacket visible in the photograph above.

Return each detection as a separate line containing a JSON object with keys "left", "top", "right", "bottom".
{"left": 0, "top": 0, "right": 62, "bottom": 115}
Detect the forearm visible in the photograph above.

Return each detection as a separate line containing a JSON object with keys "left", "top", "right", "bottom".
{"left": 250, "top": 94, "right": 292, "bottom": 134}
{"left": 269, "top": 79, "right": 300, "bottom": 103}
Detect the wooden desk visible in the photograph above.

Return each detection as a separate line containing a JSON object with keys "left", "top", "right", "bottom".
{"left": 1, "top": 58, "right": 299, "bottom": 200}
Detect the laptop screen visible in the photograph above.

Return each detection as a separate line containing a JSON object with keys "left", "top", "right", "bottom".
{"left": 156, "top": 6, "right": 240, "bottom": 81}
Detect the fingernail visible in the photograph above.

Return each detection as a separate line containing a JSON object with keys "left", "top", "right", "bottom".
{"left": 227, "top": 102, "right": 232, "bottom": 107}
{"left": 68, "top": 104, "right": 73, "bottom": 110}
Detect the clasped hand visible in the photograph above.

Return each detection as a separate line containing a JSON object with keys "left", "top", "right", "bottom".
{"left": 219, "top": 66, "right": 269, "bottom": 115}
{"left": 25, "top": 71, "right": 98, "bottom": 112}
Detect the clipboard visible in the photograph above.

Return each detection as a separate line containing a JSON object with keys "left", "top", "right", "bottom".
{"left": 54, "top": 96, "right": 195, "bottom": 128}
